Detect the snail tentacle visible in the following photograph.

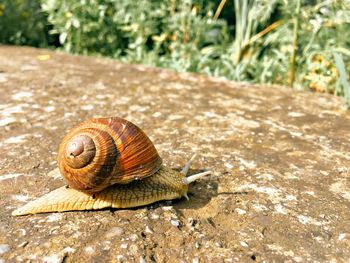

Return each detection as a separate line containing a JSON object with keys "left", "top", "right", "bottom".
{"left": 181, "top": 155, "right": 211, "bottom": 200}
{"left": 180, "top": 154, "right": 211, "bottom": 185}
{"left": 181, "top": 154, "right": 197, "bottom": 176}
{"left": 182, "top": 171, "right": 211, "bottom": 185}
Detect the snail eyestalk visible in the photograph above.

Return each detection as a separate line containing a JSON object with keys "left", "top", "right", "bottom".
{"left": 181, "top": 154, "right": 211, "bottom": 185}
{"left": 181, "top": 153, "right": 197, "bottom": 176}
{"left": 181, "top": 156, "right": 211, "bottom": 201}
{"left": 182, "top": 171, "right": 211, "bottom": 185}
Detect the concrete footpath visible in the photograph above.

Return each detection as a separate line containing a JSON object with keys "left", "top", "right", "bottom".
{"left": 0, "top": 46, "right": 349, "bottom": 262}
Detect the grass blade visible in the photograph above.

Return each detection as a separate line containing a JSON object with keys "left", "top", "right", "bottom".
{"left": 333, "top": 52, "right": 350, "bottom": 106}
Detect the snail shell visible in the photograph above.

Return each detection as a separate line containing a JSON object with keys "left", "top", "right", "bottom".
{"left": 12, "top": 118, "right": 211, "bottom": 216}
{"left": 58, "top": 117, "right": 162, "bottom": 193}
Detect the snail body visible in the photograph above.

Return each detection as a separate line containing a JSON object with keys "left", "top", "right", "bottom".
{"left": 12, "top": 117, "right": 210, "bottom": 216}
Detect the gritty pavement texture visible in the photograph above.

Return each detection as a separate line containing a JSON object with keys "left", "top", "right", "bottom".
{"left": 0, "top": 46, "right": 349, "bottom": 262}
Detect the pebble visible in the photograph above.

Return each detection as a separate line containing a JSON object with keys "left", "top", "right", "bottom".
{"left": 225, "top": 163, "right": 234, "bottom": 169}
{"left": 144, "top": 226, "right": 153, "bottom": 234}
{"left": 130, "top": 234, "right": 138, "bottom": 242}
{"left": 215, "top": 242, "right": 222, "bottom": 247}
{"left": 240, "top": 241, "right": 249, "bottom": 247}
{"left": 168, "top": 114, "right": 184, "bottom": 121}
{"left": 43, "top": 254, "right": 59, "bottom": 263}
{"left": 288, "top": 112, "right": 305, "bottom": 117}
{"left": 102, "top": 241, "right": 111, "bottom": 251}
{"left": 17, "top": 241, "right": 28, "bottom": 248}
{"left": 171, "top": 220, "right": 180, "bottom": 227}
{"left": 44, "top": 106, "right": 55, "bottom": 112}
{"left": 129, "top": 244, "right": 138, "bottom": 255}
{"left": 0, "top": 244, "right": 9, "bottom": 254}
{"left": 116, "top": 255, "right": 125, "bottom": 262}
{"left": 3, "top": 135, "right": 27, "bottom": 144}
{"left": 12, "top": 91, "right": 33, "bottom": 100}
{"left": 81, "top": 105, "right": 94, "bottom": 111}
{"left": 0, "top": 174, "right": 24, "bottom": 181}
{"left": 84, "top": 246, "right": 95, "bottom": 255}
{"left": 235, "top": 208, "right": 247, "bottom": 215}
{"left": 63, "top": 247, "right": 75, "bottom": 254}
{"left": 106, "top": 227, "right": 124, "bottom": 238}
{"left": 162, "top": 206, "right": 173, "bottom": 211}
{"left": 150, "top": 213, "right": 160, "bottom": 220}
{"left": 0, "top": 117, "right": 16, "bottom": 126}
{"left": 153, "top": 112, "right": 162, "bottom": 118}
{"left": 338, "top": 233, "right": 346, "bottom": 241}
{"left": 0, "top": 72, "right": 7, "bottom": 83}
{"left": 46, "top": 214, "right": 63, "bottom": 222}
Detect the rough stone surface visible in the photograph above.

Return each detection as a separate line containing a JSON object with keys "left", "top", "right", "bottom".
{"left": 0, "top": 46, "right": 349, "bottom": 262}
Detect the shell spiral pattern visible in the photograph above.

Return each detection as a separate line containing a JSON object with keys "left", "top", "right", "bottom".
{"left": 57, "top": 117, "right": 163, "bottom": 193}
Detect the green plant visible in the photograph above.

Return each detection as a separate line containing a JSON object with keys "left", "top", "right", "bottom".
{"left": 289, "top": 0, "right": 301, "bottom": 87}
{"left": 298, "top": 0, "right": 350, "bottom": 102}
{"left": 0, "top": 0, "right": 51, "bottom": 46}
{"left": 334, "top": 52, "right": 350, "bottom": 106}
{"left": 41, "top": 0, "right": 229, "bottom": 71}
{"left": 1, "top": 0, "right": 349, "bottom": 106}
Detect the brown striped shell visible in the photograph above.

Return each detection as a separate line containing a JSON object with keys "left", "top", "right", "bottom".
{"left": 57, "top": 117, "right": 163, "bottom": 193}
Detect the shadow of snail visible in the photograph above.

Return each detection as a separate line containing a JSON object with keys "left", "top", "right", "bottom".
{"left": 12, "top": 117, "right": 211, "bottom": 216}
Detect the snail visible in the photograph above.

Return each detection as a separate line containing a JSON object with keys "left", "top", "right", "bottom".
{"left": 12, "top": 117, "right": 210, "bottom": 216}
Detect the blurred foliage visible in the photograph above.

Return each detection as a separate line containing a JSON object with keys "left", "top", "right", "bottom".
{"left": 0, "top": 0, "right": 54, "bottom": 46}
{"left": 1, "top": 0, "right": 350, "bottom": 106}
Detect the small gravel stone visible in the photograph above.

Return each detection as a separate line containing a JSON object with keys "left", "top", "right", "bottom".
{"left": 240, "top": 241, "right": 249, "bottom": 247}
{"left": 84, "top": 246, "right": 95, "bottom": 255}
{"left": 116, "top": 255, "right": 125, "bottom": 262}
{"left": 0, "top": 244, "right": 10, "bottom": 255}
{"left": 162, "top": 206, "right": 173, "bottom": 211}
{"left": 235, "top": 208, "right": 247, "bottom": 215}
{"left": 144, "top": 226, "right": 153, "bottom": 234}
{"left": 63, "top": 247, "right": 75, "bottom": 254}
{"left": 17, "top": 241, "right": 28, "bottom": 248}
{"left": 171, "top": 220, "right": 180, "bottom": 227}
{"left": 130, "top": 234, "right": 138, "bottom": 241}
{"left": 151, "top": 213, "right": 160, "bottom": 220}
{"left": 129, "top": 244, "right": 138, "bottom": 255}
{"left": 102, "top": 241, "right": 111, "bottom": 251}
{"left": 106, "top": 227, "right": 124, "bottom": 238}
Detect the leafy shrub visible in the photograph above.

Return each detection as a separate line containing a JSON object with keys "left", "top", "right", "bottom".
{"left": 0, "top": 0, "right": 53, "bottom": 46}
{"left": 41, "top": 0, "right": 229, "bottom": 71}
